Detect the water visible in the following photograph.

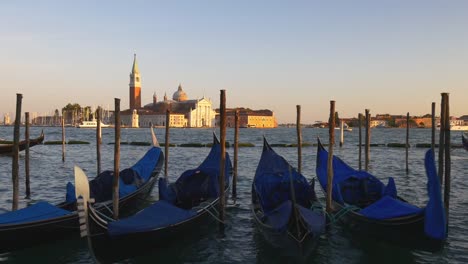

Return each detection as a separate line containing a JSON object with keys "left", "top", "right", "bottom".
{"left": 0, "top": 127, "right": 467, "bottom": 263}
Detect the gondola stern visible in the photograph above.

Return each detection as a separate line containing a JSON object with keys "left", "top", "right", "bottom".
{"left": 151, "top": 125, "right": 160, "bottom": 147}
{"left": 212, "top": 132, "right": 220, "bottom": 145}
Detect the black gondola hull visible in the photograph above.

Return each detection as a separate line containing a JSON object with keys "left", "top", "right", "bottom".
{"left": 0, "top": 214, "right": 79, "bottom": 253}
{"left": 0, "top": 131, "right": 44, "bottom": 155}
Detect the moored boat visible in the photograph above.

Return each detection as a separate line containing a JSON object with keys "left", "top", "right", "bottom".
{"left": 81, "top": 133, "right": 232, "bottom": 263}
{"left": 252, "top": 138, "right": 325, "bottom": 257}
{"left": 315, "top": 139, "right": 446, "bottom": 251}
{"left": 0, "top": 128, "right": 163, "bottom": 253}
{"left": 0, "top": 130, "right": 45, "bottom": 155}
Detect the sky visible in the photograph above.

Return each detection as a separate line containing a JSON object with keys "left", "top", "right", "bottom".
{"left": 1, "top": 1, "right": 467, "bottom": 124}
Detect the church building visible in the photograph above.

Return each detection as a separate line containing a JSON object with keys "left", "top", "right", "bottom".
{"left": 121, "top": 55, "right": 216, "bottom": 128}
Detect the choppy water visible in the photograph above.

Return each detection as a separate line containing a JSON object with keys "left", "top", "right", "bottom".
{"left": 0, "top": 126, "right": 467, "bottom": 264}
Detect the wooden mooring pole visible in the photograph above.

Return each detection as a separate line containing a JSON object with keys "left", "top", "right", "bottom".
{"left": 296, "top": 105, "right": 302, "bottom": 174}
{"left": 358, "top": 113, "right": 362, "bottom": 170}
{"left": 443, "top": 93, "right": 451, "bottom": 225}
{"left": 61, "top": 115, "right": 66, "bottom": 162}
{"left": 25, "top": 112, "right": 31, "bottom": 199}
{"left": 164, "top": 109, "right": 170, "bottom": 181}
{"left": 96, "top": 107, "right": 102, "bottom": 175}
{"left": 339, "top": 119, "right": 344, "bottom": 147}
{"left": 326, "top": 100, "right": 336, "bottom": 213}
{"left": 431, "top": 102, "right": 436, "bottom": 155}
{"left": 113, "top": 98, "right": 121, "bottom": 220}
{"left": 438, "top": 96, "right": 446, "bottom": 184}
{"left": 12, "top": 93, "right": 22, "bottom": 211}
{"left": 406, "top": 112, "right": 410, "bottom": 173}
{"left": 365, "top": 109, "right": 371, "bottom": 171}
{"left": 219, "top": 90, "right": 227, "bottom": 232}
{"left": 232, "top": 109, "right": 239, "bottom": 200}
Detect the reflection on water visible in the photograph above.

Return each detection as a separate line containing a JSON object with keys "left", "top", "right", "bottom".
{"left": 0, "top": 127, "right": 466, "bottom": 263}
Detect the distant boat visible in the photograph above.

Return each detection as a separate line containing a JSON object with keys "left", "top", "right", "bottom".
{"left": 334, "top": 122, "right": 353, "bottom": 132}
{"left": 77, "top": 120, "right": 110, "bottom": 128}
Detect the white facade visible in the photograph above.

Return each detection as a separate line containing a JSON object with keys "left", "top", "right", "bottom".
{"left": 188, "top": 98, "right": 216, "bottom": 127}
{"left": 131, "top": 110, "right": 139, "bottom": 128}
{"left": 122, "top": 113, "right": 187, "bottom": 127}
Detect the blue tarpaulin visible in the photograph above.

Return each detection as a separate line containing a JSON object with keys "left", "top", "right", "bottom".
{"left": 108, "top": 200, "right": 196, "bottom": 237}
{"left": 424, "top": 149, "right": 447, "bottom": 240}
{"left": 360, "top": 196, "right": 423, "bottom": 220}
{"left": 254, "top": 145, "right": 314, "bottom": 213}
{"left": 0, "top": 202, "right": 71, "bottom": 225}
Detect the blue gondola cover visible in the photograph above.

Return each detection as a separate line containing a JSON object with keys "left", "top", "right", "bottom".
{"left": 360, "top": 196, "right": 423, "bottom": 220}
{"left": 0, "top": 202, "right": 71, "bottom": 224}
{"left": 424, "top": 149, "right": 447, "bottom": 240}
{"left": 108, "top": 200, "right": 196, "bottom": 237}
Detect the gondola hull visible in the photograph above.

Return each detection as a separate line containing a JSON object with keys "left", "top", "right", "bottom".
{"left": 0, "top": 131, "right": 44, "bottom": 155}
{"left": 0, "top": 152, "right": 163, "bottom": 253}
{"left": 0, "top": 214, "right": 79, "bottom": 253}
{"left": 252, "top": 206, "right": 320, "bottom": 257}
{"left": 251, "top": 138, "right": 325, "bottom": 257}
{"left": 88, "top": 198, "right": 221, "bottom": 263}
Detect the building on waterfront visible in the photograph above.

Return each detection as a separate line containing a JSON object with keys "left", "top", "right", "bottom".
{"left": 121, "top": 55, "right": 216, "bottom": 128}
{"left": 3, "top": 113, "right": 11, "bottom": 125}
{"left": 215, "top": 108, "right": 278, "bottom": 128}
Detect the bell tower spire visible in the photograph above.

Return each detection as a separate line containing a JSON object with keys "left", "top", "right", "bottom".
{"left": 129, "top": 53, "right": 141, "bottom": 109}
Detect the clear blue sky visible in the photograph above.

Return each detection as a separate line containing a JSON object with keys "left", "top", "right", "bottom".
{"left": 1, "top": 1, "right": 467, "bottom": 123}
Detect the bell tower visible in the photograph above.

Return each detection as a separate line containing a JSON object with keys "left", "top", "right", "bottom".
{"left": 129, "top": 54, "right": 141, "bottom": 109}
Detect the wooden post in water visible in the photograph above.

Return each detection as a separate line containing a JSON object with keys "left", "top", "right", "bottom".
{"left": 61, "top": 115, "right": 66, "bottom": 162}
{"left": 326, "top": 100, "right": 336, "bottom": 213}
{"left": 438, "top": 95, "right": 446, "bottom": 183}
{"left": 339, "top": 119, "right": 344, "bottom": 147}
{"left": 12, "top": 93, "right": 22, "bottom": 211}
{"left": 406, "top": 112, "right": 410, "bottom": 173}
{"left": 296, "top": 105, "right": 302, "bottom": 174}
{"left": 219, "top": 90, "right": 227, "bottom": 231}
{"left": 443, "top": 93, "right": 451, "bottom": 225}
{"left": 96, "top": 107, "right": 102, "bottom": 175}
{"left": 232, "top": 109, "right": 239, "bottom": 200}
{"left": 25, "top": 112, "right": 31, "bottom": 199}
{"left": 164, "top": 109, "right": 170, "bottom": 181}
{"left": 365, "top": 109, "right": 371, "bottom": 171}
{"left": 431, "top": 102, "right": 436, "bottom": 155}
{"left": 113, "top": 98, "right": 121, "bottom": 220}
{"left": 358, "top": 113, "right": 362, "bottom": 170}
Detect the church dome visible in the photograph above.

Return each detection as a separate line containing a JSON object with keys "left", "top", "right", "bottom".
{"left": 172, "top": 84, "right": 188, "bottom": 102}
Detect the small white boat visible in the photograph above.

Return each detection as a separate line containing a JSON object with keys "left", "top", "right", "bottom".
{"left": 77, "top": 120, "right": 110, "bottom": 128}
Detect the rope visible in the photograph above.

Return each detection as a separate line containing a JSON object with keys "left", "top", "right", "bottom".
{"left": 201, "top": 204, "right": 226, "bottom": 224}
{"left": 326, "top": 205, "right": 360, "bottom": 226}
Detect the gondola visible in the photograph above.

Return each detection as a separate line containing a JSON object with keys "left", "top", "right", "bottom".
{"left": 0, "top": 130, "right": 45, "bottom": 155}
{"left": 462, "top": 132, "right": 468, "bottom": 151}
{"left": 315, "top": 139, "right": 446, "bottom": 251}
{"left": 252, "top": 138, "right": 325, "bottom": 256}
{"left": 80, "top": 133, "right": 232, "bottom": 263}
{"left": 0, "top": 127, "right": 164, "bottom": 253}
